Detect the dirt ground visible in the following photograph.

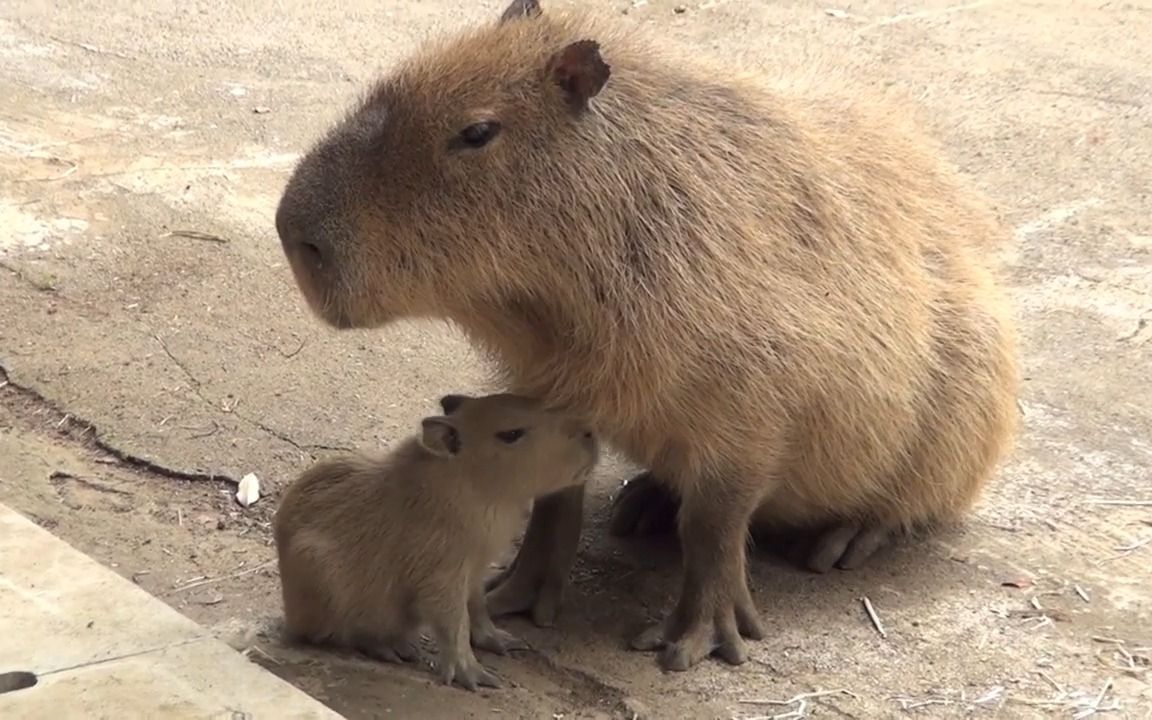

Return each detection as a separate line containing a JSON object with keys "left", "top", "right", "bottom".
{"left": 1, "top": 0, "right": 1150, "bottom": 718}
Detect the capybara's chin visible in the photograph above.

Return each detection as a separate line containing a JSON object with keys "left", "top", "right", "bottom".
{"left": 282, "top": 257, "right": 386, "bottom": 331}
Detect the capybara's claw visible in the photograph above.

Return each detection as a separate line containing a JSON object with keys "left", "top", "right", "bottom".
{"left": 440, "top": 656, "right": 502, "bottom": 691}
{"left": 632, "top": 582, "right": 765, "bottom": 671}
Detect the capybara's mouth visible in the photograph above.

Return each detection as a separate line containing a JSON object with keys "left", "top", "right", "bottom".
{"left": 280, "top": 248, "right": 360, "bottom": 330}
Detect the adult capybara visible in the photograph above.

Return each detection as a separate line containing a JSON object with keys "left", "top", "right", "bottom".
{"left": 273, "top": 393, "right": 599, "bottom": 690}
{"left": 274, "top": 0, "right": 1019, "bottom": 672}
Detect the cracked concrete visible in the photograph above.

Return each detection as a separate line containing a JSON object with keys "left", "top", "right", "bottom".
{"left": 1, "top": 365, "right": 234, "bottom": 483}
{"left": 1, "top": 0, "right": 1150, "bottom": 718}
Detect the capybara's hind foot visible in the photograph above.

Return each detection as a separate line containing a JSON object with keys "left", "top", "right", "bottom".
{"left": 807, "top": 523, "right": 891, "bottom": 573}
{"left": 608, "top": 471, "right": 680, "bottom": 537}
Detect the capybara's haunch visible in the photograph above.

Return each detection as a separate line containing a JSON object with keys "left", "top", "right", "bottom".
{"left": 275, "top": 0, "right": 1019, "bottom": 671}
{"left": 273, "top": 393, "right": 598, "bottom": 690}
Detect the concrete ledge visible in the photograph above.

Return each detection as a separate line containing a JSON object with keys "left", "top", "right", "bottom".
{"left": 0, "top": 503, "right": 344, "bottom": 719}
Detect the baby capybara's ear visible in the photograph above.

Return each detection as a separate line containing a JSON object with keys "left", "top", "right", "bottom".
{"left": 439, "top": 394, "right": 469, "bottom": 415}
{"left": 420, "top": 417, "right": 462, "bottom": 457}
{"left": 548, "top": 40, "right": 611, "bottom": 114}
{"left": 499, "top": 0, "right": 541, "bottom": 24}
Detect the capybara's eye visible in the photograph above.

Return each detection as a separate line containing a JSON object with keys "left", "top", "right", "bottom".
{"left": 495, "top": 428, "right": 526, "bottom": 444}
{"left": 458, "top": 121, "right": 501, "bottom": 149}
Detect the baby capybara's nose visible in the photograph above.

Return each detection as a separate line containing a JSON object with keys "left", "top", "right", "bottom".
{"left": 275, "top": 196, "right": 329, "bottom": 272}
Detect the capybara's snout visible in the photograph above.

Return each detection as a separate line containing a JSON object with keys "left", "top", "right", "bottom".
{"left": 274, "top": 151, "right": 360, "bottom": 327}
{"left": 276, "top": 191, "right": 330, "bottom": 279}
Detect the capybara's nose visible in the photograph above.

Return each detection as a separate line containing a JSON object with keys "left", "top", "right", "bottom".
{"left": 275, "top": 198, "right": 328, "bottom": 271}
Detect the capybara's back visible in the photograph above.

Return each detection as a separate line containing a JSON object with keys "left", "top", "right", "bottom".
{"left": 273, "top": 455, "right": 376, "bottom": 645}
{"left": 275, "top": 0, "right": 1018, "bottom": 671}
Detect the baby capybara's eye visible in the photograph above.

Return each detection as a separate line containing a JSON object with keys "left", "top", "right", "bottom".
{"left": 495, "top": 428, "right": 526, "bottom": 444}
{"left": 458, "top": 121, "right": 502, "bottom": 149}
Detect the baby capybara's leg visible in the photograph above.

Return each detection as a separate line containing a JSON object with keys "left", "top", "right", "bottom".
{"left": 430, "top": 593, "right": 501, "bottom": 691}
{"left": 470, "top": 580, "right": 529, "bottom": 655}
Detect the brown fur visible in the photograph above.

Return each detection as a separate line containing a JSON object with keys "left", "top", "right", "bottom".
{"left": 273, "top": 393, "right": 598, "bottom": 690}
{"left": 275, "top": 2, "right": 1019, "bottom": 671}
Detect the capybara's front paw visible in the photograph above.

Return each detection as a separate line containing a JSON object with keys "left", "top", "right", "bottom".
{"left": 608, "top": 471, "right": 679, "bottom": 537}
{"left": 631, "top": 578, "right": 765, "bottom": 671}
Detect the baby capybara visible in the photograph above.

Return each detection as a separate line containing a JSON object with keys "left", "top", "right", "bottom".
{"left": 275, "top": 0, "right": 1019, "bottom": 671}
{"left": 273, "top": 393, "right": 598, "bottom": 690}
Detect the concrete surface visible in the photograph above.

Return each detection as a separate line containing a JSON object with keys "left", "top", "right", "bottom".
{"left": 0, "top": 0, "right": 1150, "bottom": 718}
{"left": 0, "top": 502, "right": 344, "bottom": 719}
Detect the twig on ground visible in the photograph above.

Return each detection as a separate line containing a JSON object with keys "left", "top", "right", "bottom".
{"left": 741, "top": 689, "right": 857, "bottom": 706}
{"left": 279, "top": 339, "right": 307, "bottom": 358}
{"left": 973, "top": 687, "right": 1005, "bottom": 706}
{"left": 1096, "top": 535, "right": 1152, "bottom": 565}
{"left": 1081, "top": 678, "right": 1115, "bottom": 720}
{"left": 1036, "top": 670, "right": 1065, "bottom": 695}
{"left": 1075, "top": 585, "right": 1091, "bottom": 602}
{"left": 168, "top": 560, "right": 275, "bottom": 594}
{"left": 185, "top": 420, "right": 221, "bottom": 439}
{"left": 244, "top": 645, "right": 283, "bottom": 665}
{"left": 1005, "top": 677, "right": 1120, "bottom": 718}
{"left": 1115, "top": 537, "right": 1152, "bottom": 552}
{"left": 161, "top": 229, "right": 230, "bottom": 244}
{"left": 890, "top": 695, "right": 953, "bottom": 711}
{"left": 46, "top": 33, "right": 134, "bottom": 60}
{"left": 1093, "top": 638, "right": 1150, "bottom": 677}
{"left": 1085, "top": 499, "right": 1152, "bottom": 507}
{"left": 741, "top": 689, "right": 857, "bottom": 720}
{"left": 861, "top": 596, "right": 888, "bottom": 639}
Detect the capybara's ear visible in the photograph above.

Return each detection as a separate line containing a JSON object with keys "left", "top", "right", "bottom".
{"left": 420, "top": 417, "right": 461, "bottom": 457}
{"left": 439, "top": 394, "right": 469, "bottom": 415}
{"left": 548, "top": 40, "right": 611, "bottom": 114}
{"left": 499, "top": 0, "right": 541, "bottom": 24}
